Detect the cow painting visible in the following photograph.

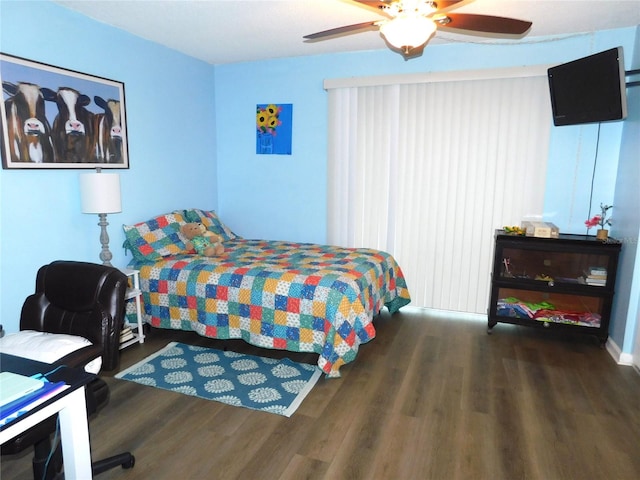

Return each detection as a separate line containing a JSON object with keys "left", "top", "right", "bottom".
{"left": 1, "top": 53, "right": 128, "bottom": 169}
{"left": 1, "top": 81, "right": 55, "bottom": 163}
{"left": 92, "top": 96, "right": 123, "bottom": 163}
{"left": 43, "top": 87, "right": 94, "bottom": 163}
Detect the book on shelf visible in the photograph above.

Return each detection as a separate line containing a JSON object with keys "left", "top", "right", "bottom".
{"left": 586, "top": 267, "right": 607, "bottom": 277}
{"left": 579, "top": 276, "right": 607, "bottom": 286}
{"left": 120, "top": 325, "right": 134, "bottom": 343}
{"left": 584, "top": 273, "right": 607, "bottom": 281}
{"left": 581, "top": 267, "right": 608, "bottom": 286}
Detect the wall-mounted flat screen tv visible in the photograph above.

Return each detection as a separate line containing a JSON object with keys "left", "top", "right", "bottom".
{"left": 547, "top": 46, "right": 627, "bottom": 126}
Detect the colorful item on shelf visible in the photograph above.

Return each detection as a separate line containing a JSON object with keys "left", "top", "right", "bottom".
{"left": 503, "top": 225, "right": 525, "bottom": 235}
{"left": 497, "top": 297, "right": 601, "bottom": 327}
{"left": 585, "top": 203, "right": 612, "bottom": 231}
{"left": 533, "top": 309, "right": 601, "bottom": 327}
{"left": 535, "top": 274, "right": 553, "bottom": 282}
{"left": 497, "top": 297, "right": 555, "bottom": 318}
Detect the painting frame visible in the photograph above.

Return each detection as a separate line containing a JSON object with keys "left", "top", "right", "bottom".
{"left": 256, "top": 103, "right": 292, "bottom": 155}
{"left": 1, "top": 52, "right": 129, "bottom": 169}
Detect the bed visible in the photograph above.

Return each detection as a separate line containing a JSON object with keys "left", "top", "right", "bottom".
{"left": 123, "top": 209, "right": 411, "bottom": 377}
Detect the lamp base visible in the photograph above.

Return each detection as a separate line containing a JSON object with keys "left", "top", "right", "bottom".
{"left": 97, "top": 213, "right": 113, "bottom": 266}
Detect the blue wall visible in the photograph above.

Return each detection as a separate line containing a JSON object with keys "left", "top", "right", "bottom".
{"left": 610, "top": 28, "right": 640, "bottom": 355}
{"left": 0, "top": 1, "right": 217, "bottom": 332}
{"left": 1, "top": 1, "right": 638, "bottom": 356}
{"left": 212, "top": 27, "right": 638, "bottom": 353}
{"left": 214, "top": 32, "right": 635, "bottom": 242}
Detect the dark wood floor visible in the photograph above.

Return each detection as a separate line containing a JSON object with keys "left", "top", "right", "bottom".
{"left": 3, "top": 309, "right": 640, "bottom": 479}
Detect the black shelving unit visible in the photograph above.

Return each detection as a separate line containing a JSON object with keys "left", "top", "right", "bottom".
{"left": 488, "top": 230, "right": 622, "bottom": 344}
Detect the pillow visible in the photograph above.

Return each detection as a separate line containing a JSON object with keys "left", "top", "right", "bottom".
{"left": 123, "top": 212, "right": 187, "bottom": 261}
{"left": 0, "top": 330, "right": 102, "bottom": 374}
{"left": 177, "top": 208, "right": 239, "bottom": 241}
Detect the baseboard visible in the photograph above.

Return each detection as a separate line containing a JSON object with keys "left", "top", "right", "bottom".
{"left": 605, "top": 337, "right": 635, "bottom": 366}
{"left": 406, "top": 305, "right": 487, "bottom": 322}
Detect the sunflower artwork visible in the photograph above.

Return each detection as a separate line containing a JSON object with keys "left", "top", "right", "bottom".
{"left": 256, "top": 103, "right": 292, "bottom": 155}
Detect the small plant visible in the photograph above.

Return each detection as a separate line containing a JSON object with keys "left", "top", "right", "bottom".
{"left": 585, "top": 203, "right": 612, "bottom": 231}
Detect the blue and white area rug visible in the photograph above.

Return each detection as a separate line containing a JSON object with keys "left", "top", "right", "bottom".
{"left": 115, "top": 342, "right": 322, "bottom": 417}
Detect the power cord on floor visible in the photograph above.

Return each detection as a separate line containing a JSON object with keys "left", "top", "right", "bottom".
{"left": 42, "top": 417, "right": 61, "bottom": 480}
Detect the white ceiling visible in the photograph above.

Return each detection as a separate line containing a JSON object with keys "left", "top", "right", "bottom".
{"left": 52, "top": 0, "right": 640, "bottom": 65}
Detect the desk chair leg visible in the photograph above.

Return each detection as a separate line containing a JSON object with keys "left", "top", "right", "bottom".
{"left": 32, "top": 432, "right": 134, "bottom": 479}
{"left": 91, "top": 452, "right": 136, "bottom": 475}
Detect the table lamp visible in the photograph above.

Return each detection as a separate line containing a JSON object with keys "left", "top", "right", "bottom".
{"left": 79, "top": 171, "right": 122, "bottom": 266}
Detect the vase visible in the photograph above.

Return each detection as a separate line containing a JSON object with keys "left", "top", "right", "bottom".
{"left": 596, "top": 229, "right": 608, "bottom": 241}
{"left": 258, "top": 132, "right": 273, "bottom": 154}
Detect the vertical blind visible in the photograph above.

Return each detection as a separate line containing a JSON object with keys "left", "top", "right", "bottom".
{"left": 327, "top": 72, "right": 552, "bottom": 314}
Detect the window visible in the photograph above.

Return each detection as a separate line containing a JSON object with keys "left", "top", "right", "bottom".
{"left": 326, "top": 68, "right": 552, "bottom": 313}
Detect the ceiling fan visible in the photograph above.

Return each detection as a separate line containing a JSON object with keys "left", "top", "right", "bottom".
{"left": 303, "top": 0, "right": 532, "bottom": 60}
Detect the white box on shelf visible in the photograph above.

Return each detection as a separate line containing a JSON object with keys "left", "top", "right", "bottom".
{"left": 521, "top": 221, "right": 559, "bottom": 238}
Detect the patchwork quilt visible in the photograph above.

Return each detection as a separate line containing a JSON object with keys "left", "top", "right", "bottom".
{"left": 130, "top": 238, "right": 411, "bottom": 377}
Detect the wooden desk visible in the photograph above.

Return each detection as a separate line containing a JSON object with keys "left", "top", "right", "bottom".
{"left": 0, "top": 353, "right": 95, "bottom": 479}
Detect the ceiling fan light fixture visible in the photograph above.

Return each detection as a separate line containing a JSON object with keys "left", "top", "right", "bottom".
{"left": 431, "top": 13, "right": 451, "bottom": 26}
{"left": 380, "top": 14, "right": 436, "bottom": 52}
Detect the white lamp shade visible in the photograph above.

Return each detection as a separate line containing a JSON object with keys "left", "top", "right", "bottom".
{"left": 380, "top": 15, "right": 437, "bottom": 50}
{"left": 79, "top": 173, "right": 122, "bottom": 214}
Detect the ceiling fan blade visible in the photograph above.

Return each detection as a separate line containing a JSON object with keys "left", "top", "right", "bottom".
{"left": 303, "top": 21, "right": 380, "bottom": 40}
{"left": 352, "top": 0, "right": 392, "bottom": 8}
{"left": 432, "top": 1, "right": 465, "bottom": 11}
{"left": 437, "top": 13, "right": 532, "bottom": 35}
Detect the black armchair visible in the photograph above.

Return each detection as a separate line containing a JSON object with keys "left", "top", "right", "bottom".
{"left": 0, "top": 260, "right": 135, "bottom": 479}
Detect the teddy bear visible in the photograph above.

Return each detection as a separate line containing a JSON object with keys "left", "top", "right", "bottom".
{"left": 180, "top": 222, "right": 224, "bottom": 257}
